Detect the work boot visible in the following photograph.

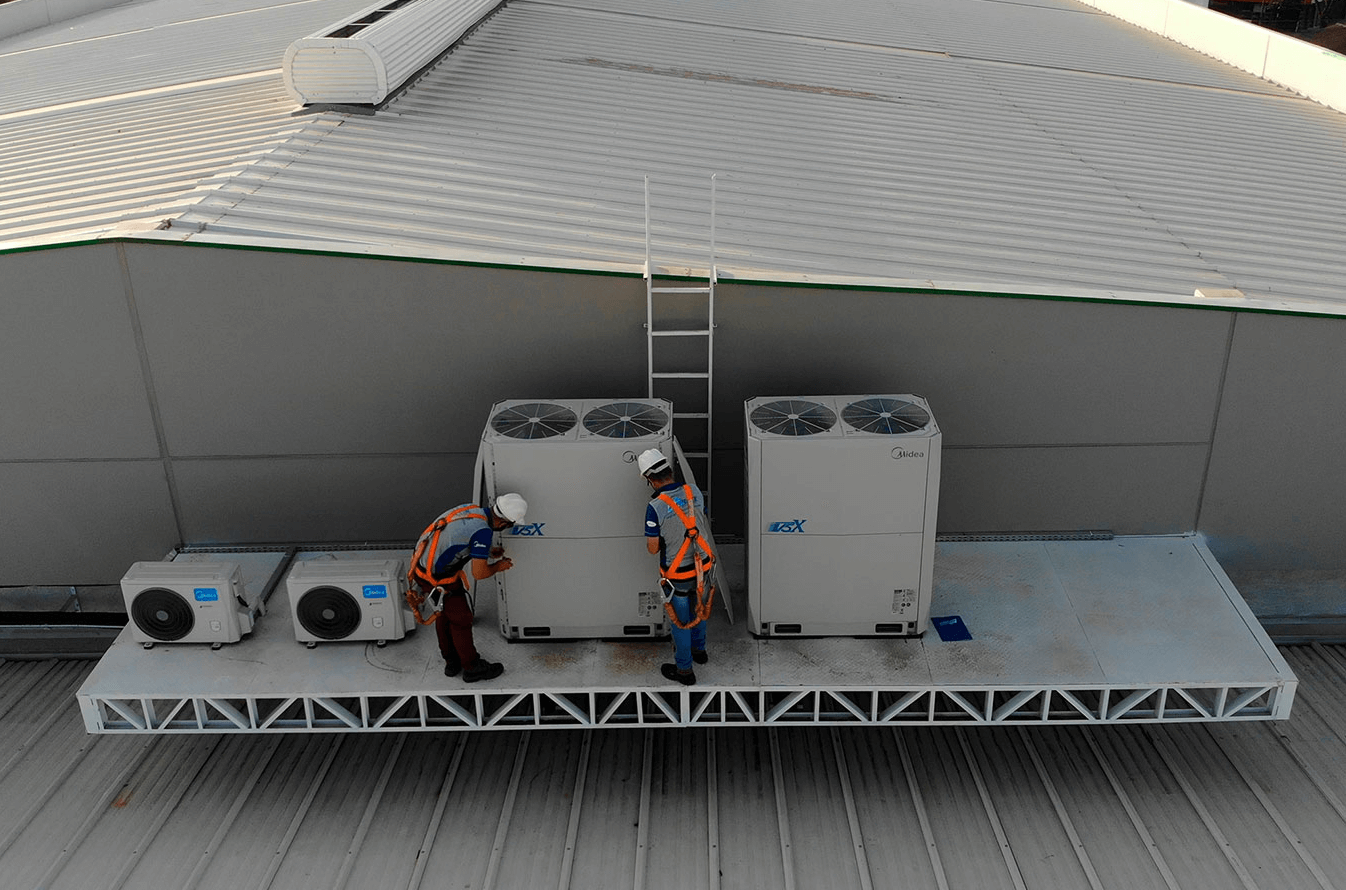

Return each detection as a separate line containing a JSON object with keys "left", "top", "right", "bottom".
{"left": 692, "top": 649, "right": 708, "bottom": 665}
{"left": 443, "top": 657, "right": 462, "bottom": 678}
{"left": 661, "top": 663, "right": 696, "bottom": 686}
{"left": 463, "top": 658, "right": 504, "bottom": 683}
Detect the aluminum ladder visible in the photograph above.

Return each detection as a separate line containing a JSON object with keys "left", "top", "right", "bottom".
{"left": 643, "top": 174, "right": 717, "bottom": 512}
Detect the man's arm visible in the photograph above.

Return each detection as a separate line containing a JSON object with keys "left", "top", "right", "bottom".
{"left": 471, "top": 554, "right": 512, "bottom": 580}
{"left": 468, "top": 526, "right": 512, "bottom": 579}
{"left": 645, "top": 502, "right": 661, "bottom": 555}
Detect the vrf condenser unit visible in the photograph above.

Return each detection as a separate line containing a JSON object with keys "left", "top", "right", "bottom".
{"left": 121, "top": 561, "right": 260, "bottom": 648}
{"left": 745, "top": 394, "right": 941, "bottom": 637}
{"left": 286, "top": 558, "right": 413, "bottom": 647}
{"left": 478, "top": 398, "right": 674, "bottom": 640}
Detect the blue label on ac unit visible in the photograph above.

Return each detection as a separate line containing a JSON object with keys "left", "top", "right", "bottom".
{"left": 194, "top": 587, "right": 219, "bottom": 602}
{"left": 509, "top": 522, "right": 545, "bottom": 537}
{"left": 363, "top": 584, "right": 388, "bottom": 599}
{"left": 767, "top": 519, "right": 807, "bottom": 533}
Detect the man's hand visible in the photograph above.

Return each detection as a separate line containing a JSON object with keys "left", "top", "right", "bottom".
{"left": 491, "top": 557, "right": 514, "bottom": 575}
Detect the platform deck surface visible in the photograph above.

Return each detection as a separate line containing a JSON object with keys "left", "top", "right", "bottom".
{"left": 77, "top": 536, "right": 1296, "bottom": 731}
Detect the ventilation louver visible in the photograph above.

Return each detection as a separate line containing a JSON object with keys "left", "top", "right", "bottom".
{"left": 582, "top": 401, "right": 671, "bottom": 438}
{"left": 749, "top": 399, "right": 837, "bottom": 436}
{"left": 490, "top": 402, "right": 578, "bottom": 440}
{"left": 841, "top": 397, "right": 931, "bottom": 434}
{"left": 283, "top": 0, "right": 503, "bottom": 105}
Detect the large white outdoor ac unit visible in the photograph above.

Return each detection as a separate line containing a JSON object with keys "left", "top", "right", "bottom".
{"left": 744, "top": 394, "right": 941, "bottom": 637}
{"left": 478, "top": 398, "right": 674, "bottom": 640}
{"left": 121, "top": 561, "right": 259, "bottom": 648}
{"left": 286, "top": 558, "right": 413, "bottom": 647}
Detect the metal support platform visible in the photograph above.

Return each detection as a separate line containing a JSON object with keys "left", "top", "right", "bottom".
{"left": 77, "top": 536, "right": 1296, "bottom": 733}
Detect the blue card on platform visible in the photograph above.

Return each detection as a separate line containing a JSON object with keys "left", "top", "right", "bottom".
{"left": 931, "top": 615, "right": 972, "bottom": 642}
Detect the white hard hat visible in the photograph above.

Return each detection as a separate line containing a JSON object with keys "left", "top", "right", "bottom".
{"left": 637, "top": 448, "right": 670, "bottom": 477}
{"left": 492, "top": 492, "right": 528, "bottom": 524}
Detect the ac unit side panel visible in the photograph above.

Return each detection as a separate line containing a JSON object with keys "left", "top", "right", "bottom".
{"left": 758, "top": 438, "right": 936, "bottom": 533}
{"left": 746, "top": 435, "right": 766, "bottom": 633}
{"left": 121, "top": 561, "right": 251, "bottom": 645}
{"left": 756, "top": 534, "right": 931, "bottom": 633}
{"left": 495, "top": 537, "right": 663, "bottom": 639}
{"left": 922, "top": 435, "right": 943, "bottom": 544}
{"left": 488, "top": 435, "right": 672, "bottom": 539}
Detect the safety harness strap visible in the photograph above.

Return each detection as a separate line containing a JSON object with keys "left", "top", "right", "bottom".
{"left": 405, "top": 505, "right": 488, "bottom": 625}
{"left": 655, "top": 485, "right": 716, "bottom": 630}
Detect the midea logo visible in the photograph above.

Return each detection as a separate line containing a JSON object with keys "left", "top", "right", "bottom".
{"left": 892, "top": 449, "right": 925, "bottom": 460}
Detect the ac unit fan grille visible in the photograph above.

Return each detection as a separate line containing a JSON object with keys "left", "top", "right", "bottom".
{"left": 296, "top": 586, "right": 362, "bottom": 640}
{"left": 750, "top": 399, "right": 836, "bottom": 436}
{"left": 842, "top": 397, "right": 930, "bottom": 434}
{"left": 130, "top": 588, "right": 195, "bottom": 641}
{"left": 491, "top": 402, "right": 577, "bottom": 439}
{"left": 583, "top": 402, "right": 669, "bottom": 438}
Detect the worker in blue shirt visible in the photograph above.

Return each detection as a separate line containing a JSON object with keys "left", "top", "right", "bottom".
{"left": 639, "top": 449, "right": 713, "bottom": 685}
{"left": 409, "top": 493, "right": 528, "bottom": 682}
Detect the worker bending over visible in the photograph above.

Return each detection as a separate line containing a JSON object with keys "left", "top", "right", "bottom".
{"left": 640, "top": 449, "right": 715, "bottom": 686}
{"left": 408, "top": 493, "right": 527, "bottom": 683}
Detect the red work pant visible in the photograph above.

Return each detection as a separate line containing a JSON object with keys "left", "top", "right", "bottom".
{"left": 435, "top": 588, "right": 478, "bottom": 667}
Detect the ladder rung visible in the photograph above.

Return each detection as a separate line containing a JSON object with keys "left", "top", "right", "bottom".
{"left": 651, "top": 287, "right": 712, "bottom": 294}
{"left": 682, "top": 451, "right": 710, "bottom": 459}
{"left": 674, "top": 412, "right": 710, "bottom": 419}
{"left": 651, "top": 372, "right": 710, "bottom": 379}
{"left": 650, "top": 329, "right": 711, "bottom": 337}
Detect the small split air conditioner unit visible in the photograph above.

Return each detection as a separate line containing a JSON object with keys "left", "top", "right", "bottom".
{"left": 121, "top": 561, "right": 258, "bottom": 648}
{"left": 479, "top": 398, "right": 675, "bottom": 640}
{"left": 745, "top": 394, "right": 941, "bottom": 637}
{"left": 286, "top": 558, "right": 413, "bottom": 647}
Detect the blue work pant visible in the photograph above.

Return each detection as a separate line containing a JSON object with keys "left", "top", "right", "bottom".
{"left": 668, "top": 590, "right": 706, "bottom": 672}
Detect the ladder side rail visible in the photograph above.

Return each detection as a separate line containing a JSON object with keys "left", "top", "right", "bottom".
{"left": 705, "top": 173, "right": 716, "bottom": 513}
{"left": 644, "top": 176, "right": 654, "bottom": 398}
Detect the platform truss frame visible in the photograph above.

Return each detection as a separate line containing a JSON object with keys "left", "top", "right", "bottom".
{"left": 78, "top": 679, "right": 1294, "bottom": 733}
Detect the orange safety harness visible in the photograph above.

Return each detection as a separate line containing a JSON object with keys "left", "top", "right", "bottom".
{"left": 656, "top": 485, "right": 716, "bottom": 630}
{"left": 405, "top": 505, "right": 488, "bottom": 625}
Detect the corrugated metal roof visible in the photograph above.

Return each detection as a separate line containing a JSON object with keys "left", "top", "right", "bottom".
{"left": 0, "top": 0, "right": 376, "bottom": 115}
{"left": 4, "top": 0, "right": 1346, "bottom": 307}
{"left": 0, "top": 0, "right": 376, "bottom": 246}
{"left": 0, "top": 78, "right": 331, "bottom": 243}
{"left": 157, "top": 0, "right": 1346, "bottom": 307}
{"left": 6, "top": 644, "right": 1346, "bottom": 889}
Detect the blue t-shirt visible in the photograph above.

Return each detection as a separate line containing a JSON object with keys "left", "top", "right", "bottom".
{"left": 419, "top": 504, "right": 495, "bottom": 578}
{"left": 645, "top": 482, "right": 705, "bottom": 571}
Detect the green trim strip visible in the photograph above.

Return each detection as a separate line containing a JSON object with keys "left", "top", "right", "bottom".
{"left": 5, "top": 236, "right": 1344, "bottom": 320}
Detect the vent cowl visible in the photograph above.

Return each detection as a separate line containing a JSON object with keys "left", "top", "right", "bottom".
{"left": 283, "top": 0, "right": 500, "bottom": 105}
